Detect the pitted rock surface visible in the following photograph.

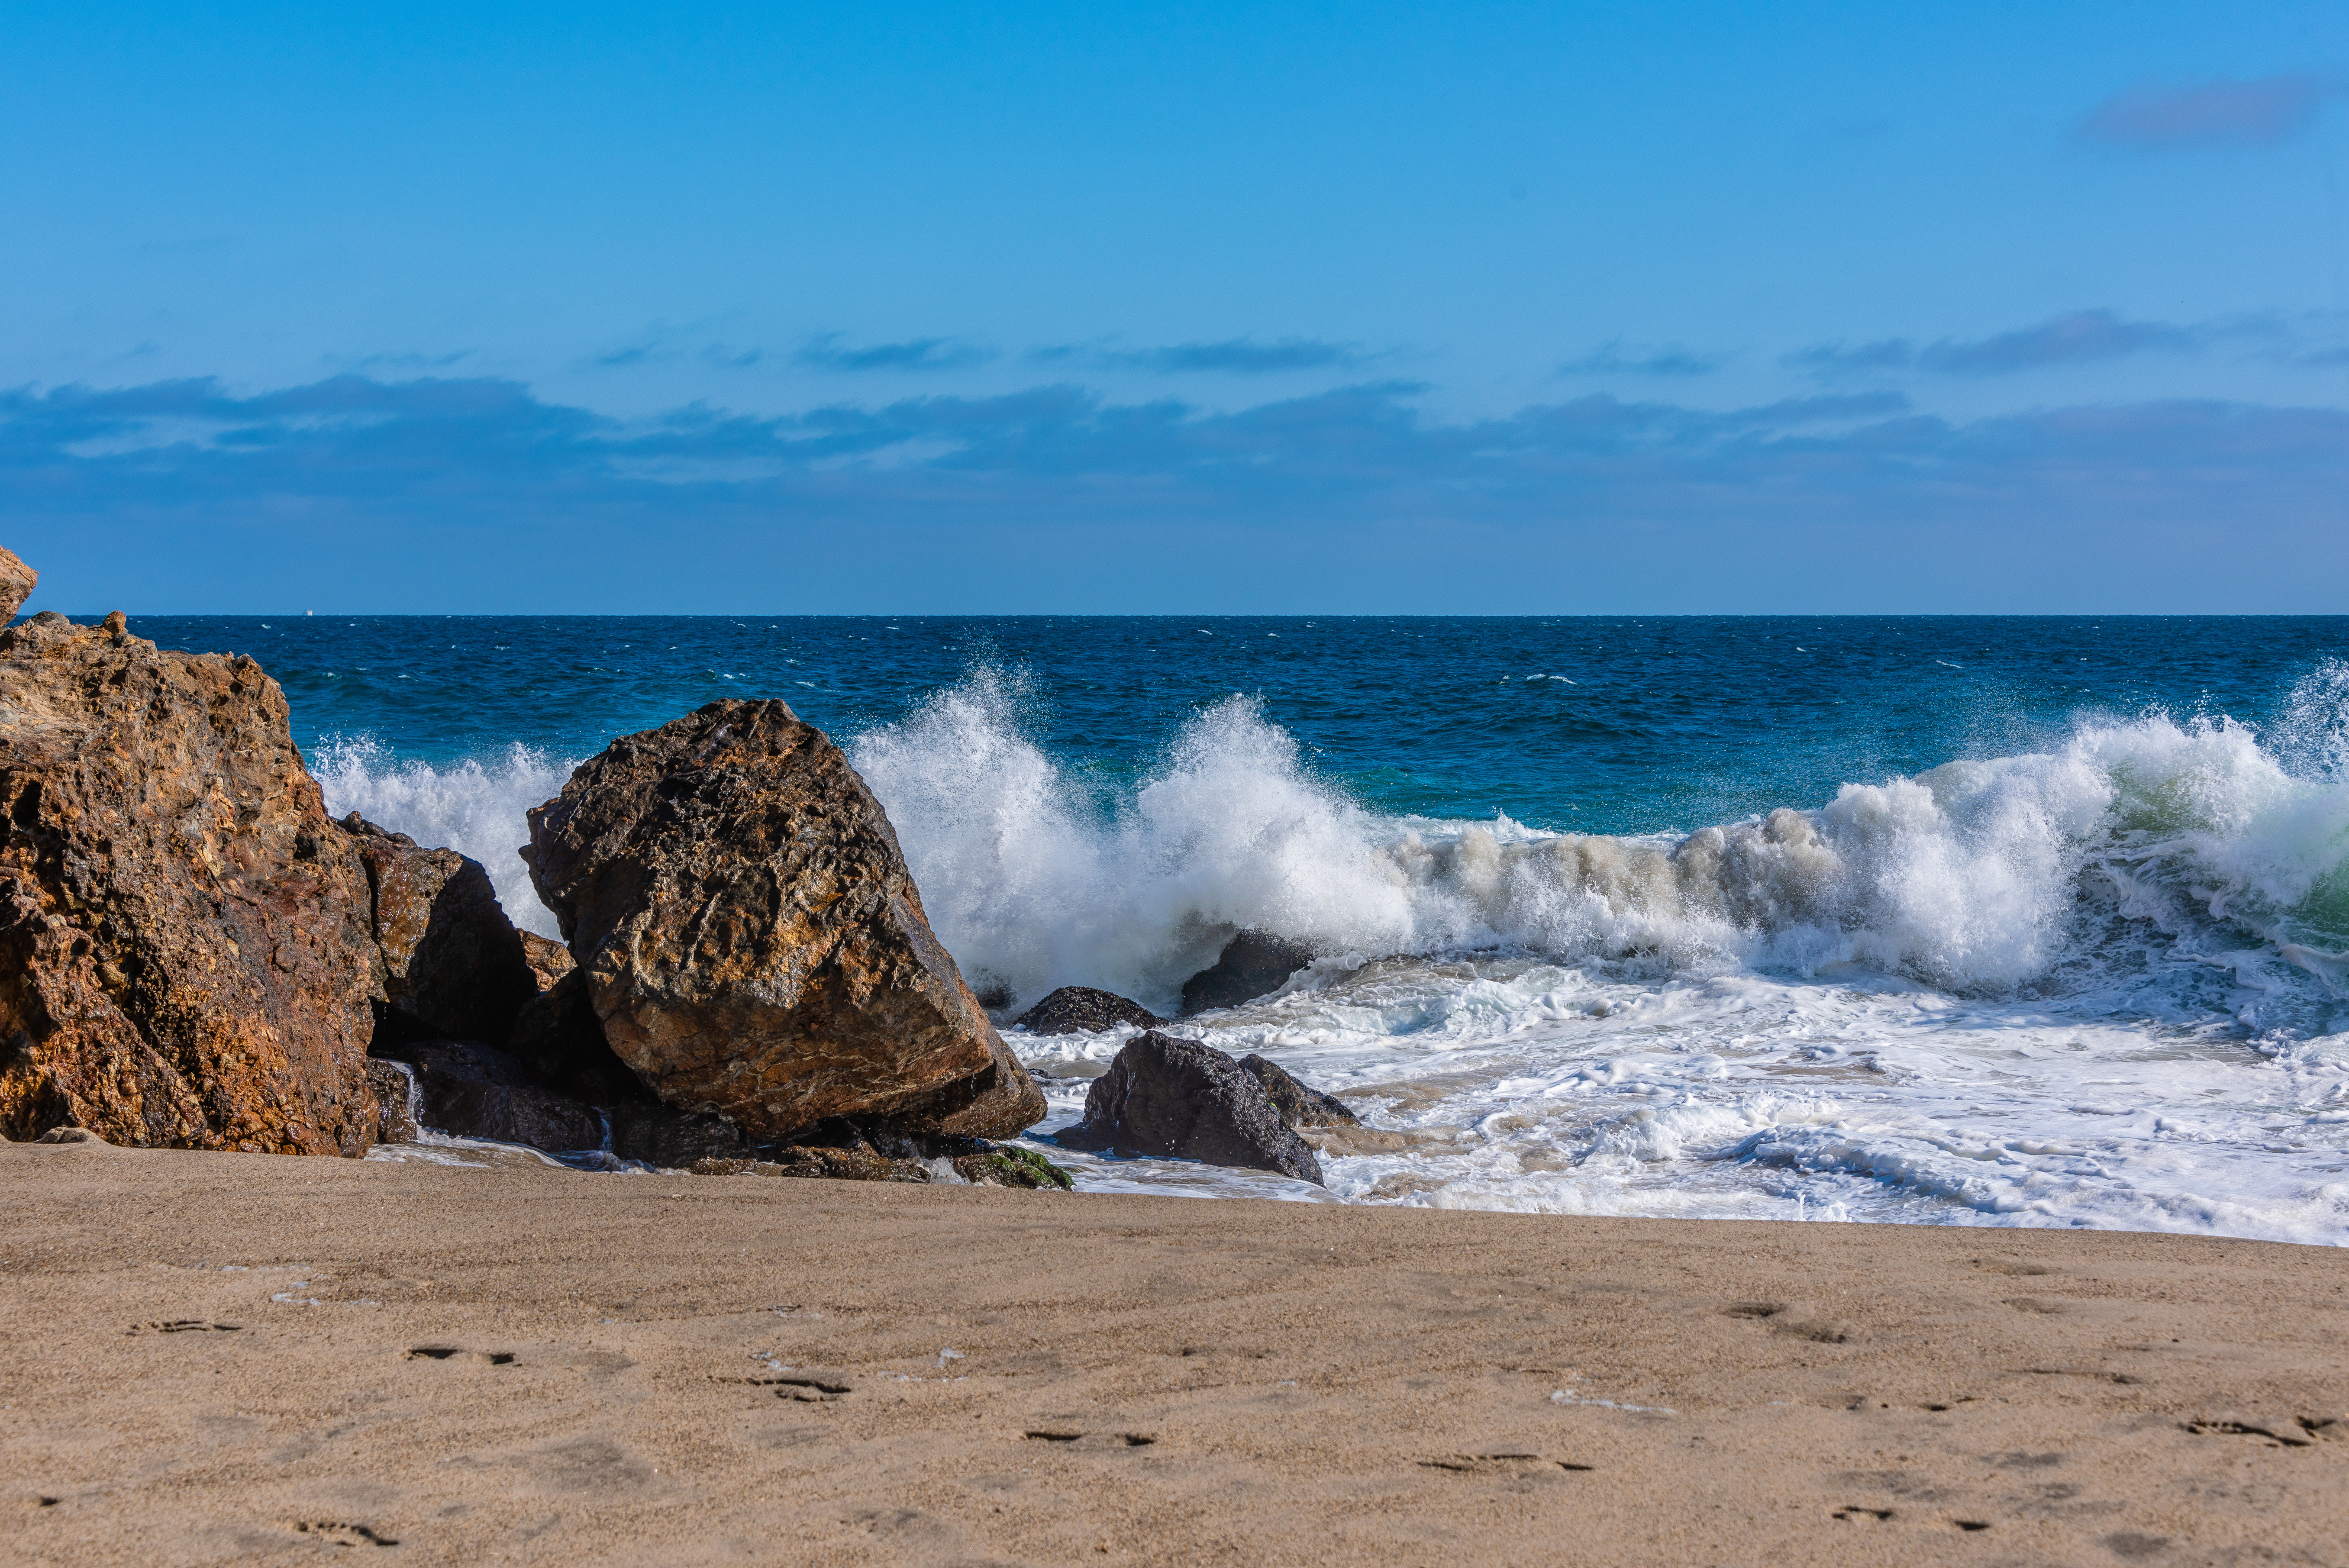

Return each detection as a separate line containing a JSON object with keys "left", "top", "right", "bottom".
{"left": 0, "top": 547, "right": 34, "bottom": 624}
{"left": 1013, "top": 985, "right": 1164, "bottom": 1034}
{"left": 0, "top": 608, "right": 383, "bottom": 1153}
{"left": 522, "top": 699, "right": 1044, "bottom": 1140}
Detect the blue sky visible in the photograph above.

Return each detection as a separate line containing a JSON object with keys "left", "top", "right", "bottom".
{"left": 5, "top": 1, "right": 2346, "bottom": 612}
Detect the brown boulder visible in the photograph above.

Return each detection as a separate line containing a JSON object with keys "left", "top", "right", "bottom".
{"left": 523, "top": 699, "right": 1043, "bottom": 1141}
{"left": 340, "top": 814, "right": 536, "bottom": 1046}
{"left": 0, "top": 609, "right": 383, "bottom": 1153}
{"left": 518, "top": 931, "right": 574, "bottom": 992}
{"left": 0, "top": 548, "right": 34, "bottom": 624}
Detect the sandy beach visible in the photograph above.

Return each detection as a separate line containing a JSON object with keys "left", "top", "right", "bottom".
{"left": 4, "top": 1140, "right": 2345, "bottom": 1566}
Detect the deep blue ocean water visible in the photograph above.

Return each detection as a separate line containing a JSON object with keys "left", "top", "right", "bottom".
{"left": 124, "top": 614, "right": 2349, "bottom": 841}
{"left": 99, "top": 613, "right": 2349, "bottom": 1240}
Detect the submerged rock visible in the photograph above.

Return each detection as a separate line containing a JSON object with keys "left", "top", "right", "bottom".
{"left": 1057, "top": 1031, "right": 1324, "bottom": 1185}
{"left": 522, "top": 698, "right": 1044, "bottom": 1141}
{"left": 0, "top": 547, "right": 34, "bottom": 624}
{"left": 0, "top": 604, "right": 384, "bottom": 1153}
{"left": 1178, "top": 931, "right": 1315, "bottom": 1016}
{"left": 341, "top": 814, "right": 537, "bottom": 1047}
{"left": 1013, "top": 986, "right": 1164, "bottom": 1034}
{"left": 1237, "top": 1053, "right": 1359, "bottom": 1129}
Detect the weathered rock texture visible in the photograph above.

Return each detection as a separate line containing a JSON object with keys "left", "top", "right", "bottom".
{"left": 0, "top": 547, "right": 34, "bottom": 624}
{"left": 1013, "top": 985, "right": 1163, "bottom": 1035}
{"left": 1179, "top": 931, "right": 1315, "bottom": 1017}
{"left": 1057, "top": 1031, "right": 1324, "bottom": 1185}
{"left": 518, "top": 931, "right": 573, "bottom": 992}
{"left": 523, "top": 699, "right": 1044, "bottom": 1141}
{"left": 1237, "top": 1053, "right": 1359, "bottom": 1130}
{"left": 341, "top": 814, "right": 536, "bottom": 1046}
{"left": 0, "top": 610, "right": 383, "bottom": 1152}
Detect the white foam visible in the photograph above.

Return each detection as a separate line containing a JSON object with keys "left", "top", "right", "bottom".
{"left": 311, "top": 737, "right": 573, "bottom": 937}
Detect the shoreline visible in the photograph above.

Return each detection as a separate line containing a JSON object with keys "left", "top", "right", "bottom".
{"left": 6, "top": 1140, "right": 2345, "bottom": 1564}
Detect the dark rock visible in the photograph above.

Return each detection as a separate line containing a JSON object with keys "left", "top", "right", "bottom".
{"left": 1237, "top": 1054, "right": 1359, "bottom": 1129}
{"left": 391, "top": 1038, "right": 606, "bottom": 1153}
{"left": 522, "top": 698, "right": 1044, "bottom": 1140}
{"left": 605, "top": 1098, "right": 756, "bottom": 1167}
{"left": 341, "top": 814, "right": 537, "bottom": 1047}
{"left": 0, "top": 547, "right": 33, "bottom": 624}
{"left": 364, "top": 1059, "right": 421, "bottom": 1144}
{"left": 1056, "top": 1031, "right": 1323, "bottom": 1185}
{"left": 0, "top": 603, "right": 384, "bottom": 1153}
{"left": 1014, "top": 986, "right": 1164, "bottom": 1034}
{"left": 689, "top": 1140, "right": 1074, "bottom": 1189}
{"left": 508, "top": 970, "right": 644, "bottom": 1106}
{"left": 692, "top": 1148, "right": 930, "bottom": 1183}
{"left": 34, "top": 1124, "right": 102, "bottom": 1144}
{"left": 1179, "top": 931, "right": 1315, "bottom": 1017}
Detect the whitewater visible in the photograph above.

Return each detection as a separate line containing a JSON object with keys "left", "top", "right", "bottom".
{"left": 308, "top": 654, "right": 2349, "bottom": 1246}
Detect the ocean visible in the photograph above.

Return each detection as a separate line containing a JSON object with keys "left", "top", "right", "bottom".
{"left": 122, "top": 614, "right": 2349, "bottom": 1242}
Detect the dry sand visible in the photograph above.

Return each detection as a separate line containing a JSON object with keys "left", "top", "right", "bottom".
{"left": 3, "top": 1138, "right": 2345, "bottom": 1567}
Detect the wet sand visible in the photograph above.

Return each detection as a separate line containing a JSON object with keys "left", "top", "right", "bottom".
{"left": 4, "top": 1138, "right": 2345, "bottom": 1566}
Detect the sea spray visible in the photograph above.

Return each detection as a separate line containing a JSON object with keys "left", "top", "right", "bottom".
{"left": 312, "top": 737, "right": 575, "bottom": 938}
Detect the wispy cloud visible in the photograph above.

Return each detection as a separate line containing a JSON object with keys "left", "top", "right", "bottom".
{"left": 1922, "top": 310, "right": 2194, "bottom": 375}
{"left": 2079, "top": 73, "right": 2344, "bottom": 150}
{"left": 1030, "top": 337, "right": 1370, "bottom": 375}
{"left": 1786, "top": 309, "right": 2196, "bottom": 379}
{"left": 1558, "top": 341, "right": 1725, "bottom": 377}
{"left": 796, "top": 335, "right": 996, "bottom": 373}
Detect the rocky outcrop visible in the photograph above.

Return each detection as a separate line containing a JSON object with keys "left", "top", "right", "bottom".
{"left": 0, "top": 548, "right": 34, "bottom": 624}
{"left": 522, "top": 699, "right": 1044, "bottom": 1141}
{"left": 1238, "top": 1053, "right": 1359, "bottom": 1130}
{"left": 1057, "top": 1031, "right": 1324, "bottom": 1184}
{"left": 0, "top": 607, "right": 383, "bottom": 1153}
{"left": 1179, "top": 931, "right": 1315, "bottom": 1016}
{"left": 341, "top": 815, "right": 537, "bottom": 1046}
{"left": 1014, "top": 986, "right": 1163, "bottom": 1034}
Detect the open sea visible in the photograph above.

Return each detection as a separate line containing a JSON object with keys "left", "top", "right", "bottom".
{"left": 120, "top": 614, "right": 2349, "bottom": 1243}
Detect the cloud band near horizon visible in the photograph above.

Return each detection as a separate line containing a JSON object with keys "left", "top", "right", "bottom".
{"left": 6, "top": 373, "right": 2345, "bottom": 615}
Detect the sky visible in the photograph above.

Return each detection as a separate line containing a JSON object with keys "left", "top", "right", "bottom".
{"left": 4, "top": 0, "right": 2347, "bottom": 613}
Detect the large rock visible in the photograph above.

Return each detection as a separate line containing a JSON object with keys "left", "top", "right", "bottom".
{"left": 1014, "top": 985, "right": 1163, "bottom": 1034}
{"left": 522, "top": 699, "right": 1044, "bottom": 1141}
{"left": 1179, "top": 931, "right": 1315, "bottom": 1016}
{"left": 0, "top": 608, "right": 383, "bottom": 1153}
{"left": 340, "top": 814, "right": 537, "bottom": 1046}
{"left": 0, "top": 547, "right": 34, "bottom": 624}
{"left": 1057, "top": 1031, "right": 1324, "bottom": 1185}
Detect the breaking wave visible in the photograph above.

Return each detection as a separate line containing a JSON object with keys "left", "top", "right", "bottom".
{"left": 848, "top": 664, "right": 2349, "bottom": 1019}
